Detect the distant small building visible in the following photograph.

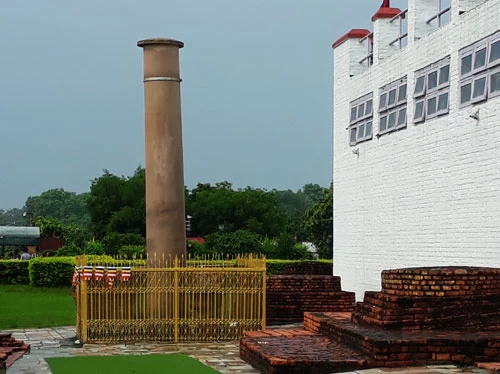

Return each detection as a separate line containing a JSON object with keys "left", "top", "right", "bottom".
{"left": 0, "top": 226, "right": 40, "bottom": 255}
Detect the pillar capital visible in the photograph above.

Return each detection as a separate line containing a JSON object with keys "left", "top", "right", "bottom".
{"left": 137, "top": 38, "right": 184, "bottom": 49}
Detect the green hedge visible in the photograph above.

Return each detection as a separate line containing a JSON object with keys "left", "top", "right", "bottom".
{"left": 0, "top": 260, "right": 30, "bottom": 285}
{"left": 29, "top": 257, "right": 76, "bottom": 287}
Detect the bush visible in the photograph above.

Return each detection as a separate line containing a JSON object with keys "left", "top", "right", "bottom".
{"left": 205, "top": 230, "right": 264, "bottom": 255}
{"left": 55, "top": 244, "right": 83, "bottom": 257}
{"left": 0, "top": 260, "right": 30, "bottom": 284}
{"left": 29, "top": 257, "right": 76, "bottom": 287}
{"left": 83, "top": 241, "right": 105, "bottom": 255}
{"left": 62, "top": 224, "right": 89, "bottom": 248}
{"left": 101, "top": 233, "right": 145, "bottom": 255}
{"left": 186, "top": 240, "right": 207, "bottom": 256}
{"left": 118, "top": 245, "right": 146, "bottom": 259}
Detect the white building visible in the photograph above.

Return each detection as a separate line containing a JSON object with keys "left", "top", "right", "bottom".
{"left": 332, "top": 0, "right": 500, "bottom": 300}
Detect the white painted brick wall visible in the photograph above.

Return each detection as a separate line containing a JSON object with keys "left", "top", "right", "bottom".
{"left": 333, "top": 0, "right": 500, "bottom": 301}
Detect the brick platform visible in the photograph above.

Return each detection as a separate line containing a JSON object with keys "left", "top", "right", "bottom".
{"left": 241, "top": 266, "right": 500, "bottom": 373}
{"left": 353, "top": 267, "right": 500, "bottom": 331}
{"left": 0, "top": 333, "right": 30, "bottom": 373}
{"left": 240, "top": 328, "right": 372, "bottom": 374}
{"left": 266, "top": 275, "right": 355, "bottom": 324}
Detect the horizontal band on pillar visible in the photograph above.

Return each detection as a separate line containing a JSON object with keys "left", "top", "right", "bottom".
{"left": 143, "top": 76, "right": 182, "bottom": 83}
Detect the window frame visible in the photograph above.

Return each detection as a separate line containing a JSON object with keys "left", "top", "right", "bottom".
{"left": 437, "top": 63, "right": 450, "bottom": 90}
{"left": 348, "top": 93, "right": 374, "bottom": 146}
{"left": 488, "top": 34, "right": 500, "bottom": 68}
{"left": 488, "top": 66, "right": 500, "bottom": 99}
{"left": 472, "top": 41, "right": 489, "bottom": 75}
{"left": 459, "top": 32, "right": 500, "bottom": 109}
{"left": 470, "top": 72, "right": 488, "bottom": 104}
{"left": 378, "top": 77, "right": 407, "bottom": 137}
{"left": 436, "top": 90, "right": 450, "bottom": 116}
{"left": 396, "top": 106, "right": 407, "bottom": 129}
{"left": 413, "top": 56, "right": 450, "bottom": 123}
{"left": 460, "top": 47, "right": 474, "bottom": 79}
{"left": 426, "top": 68, "right": 439, "bottom": 93}
{"left": 426, "top": 92, "right": 439, "bottom": 120}
{"left": 459, "top": 77, "right": 473, "bottom": 108}
{"left": 414, "top": 99, "right": 426, "bottom": 124}
{"left": 414, "top": 74, "right": 426, "bottom": 98}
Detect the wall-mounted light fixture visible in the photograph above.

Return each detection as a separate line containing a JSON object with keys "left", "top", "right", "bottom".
{"left": 469, "top": 108, "right": 480, "bottom": 121}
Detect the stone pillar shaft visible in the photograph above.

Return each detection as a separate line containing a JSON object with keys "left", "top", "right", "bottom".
{"left": 138, "top": 38, "right": 187, "bottom": 265}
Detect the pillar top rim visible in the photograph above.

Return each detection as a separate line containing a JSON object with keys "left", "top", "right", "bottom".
{"left": 137, "top": 38, "right": 184, "bottom": 48}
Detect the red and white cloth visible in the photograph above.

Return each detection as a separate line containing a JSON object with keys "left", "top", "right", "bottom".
{"left": 94, "top": 266, "right": 105, "bottom": 281}
{"left": 120, "top": 267, "right": 131, "bottom": 282}
{"left": 107, "top": 267, "right": 117, "bottom": 289}
{"left": 72, "top": 267, "right": 82, "bottom": 286}
{"left": 82, "top": 266, "right": 93, "bottom": 281}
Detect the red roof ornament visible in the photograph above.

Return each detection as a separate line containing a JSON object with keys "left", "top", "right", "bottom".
{"left": 381, "top": 0, "right": 390, "bottom": 7}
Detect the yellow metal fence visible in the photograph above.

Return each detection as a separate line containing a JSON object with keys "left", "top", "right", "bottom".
{"left": 74, "top": 255, "right": 266, "bottom": 343}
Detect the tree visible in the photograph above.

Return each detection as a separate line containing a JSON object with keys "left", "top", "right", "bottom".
{"left": 303, "top": 183, "right": 333, "bottom": 259}
{"left": 302, "top": 183, "right": 325, "bottom": 205}
{"left": 0, "top": 208, "right": 26, "bottom": 226}
{"left": 24, "top": 188, "right": 91, "bottom": 229}
{"left": 87, "top": 167, "right": 145, "bottom": 238}
{"left": 274, "top": 184, "right": 326, "bottom": 242}
{"left": 187, "top": 182, "right": 287, "bottom": 238}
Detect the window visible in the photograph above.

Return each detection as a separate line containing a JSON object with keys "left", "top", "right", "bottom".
{"left": 489, "top": 67, "right": 500, "bottom": 99}
{"left": 414, "top": 56, "right": 450, "bottom": 123}
{"left": 378, "top": 77, "right": 407, "bottom": 136}
{"left": 358, "top": 33, "right": 373, "bottom": 67}
{"left": 427, "top": 0, "right": 451, "bottom": 27}
{"left": 389, "top": 9, "right": 408, "bottom": 49}
{"left": 348, "top": 93, "right": 373, "bottom": 146}
{"left": 459, "top": 31, "right": 500, "bottom": 108}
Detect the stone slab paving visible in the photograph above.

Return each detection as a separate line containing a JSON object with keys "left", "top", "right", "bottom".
{"left": 1, "top": 326, "right": 496, "bottom": 374}
{"left": 3, "top": 326, "right": 259, "bottom": 374}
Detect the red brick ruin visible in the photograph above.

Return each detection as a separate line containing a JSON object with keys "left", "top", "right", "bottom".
{"left": 241, "top": 266, "right": 500, "bottom": 374}
{"left": 0, "top": 333, "right": 30, "bottom": 372}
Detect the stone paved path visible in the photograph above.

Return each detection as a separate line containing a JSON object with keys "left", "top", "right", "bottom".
{"left": 2, "top": 326, "right": 494, "bottom": 374}
{"left": 3, "top": 326, "right": 259, "bottom": 374}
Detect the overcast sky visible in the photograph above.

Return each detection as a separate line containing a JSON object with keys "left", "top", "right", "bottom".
{"left": 0, "top": 0, "right": 407, "bottom": 209}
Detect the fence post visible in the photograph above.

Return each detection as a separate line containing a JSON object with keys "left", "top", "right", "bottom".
{"left": 80, "top": 279, "right": 88, "bottom": 343}
{"left": 262, "top": 266, "right": 266, "bottom": 331}
{"left": 174, "top": 257, "right": 179, "bottom": 342}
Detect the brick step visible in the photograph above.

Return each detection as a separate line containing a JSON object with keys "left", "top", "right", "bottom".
{"left": 353, "top": 293, "right": 500, "bottom": 331}
{"left": 303, "top": 312, "right": 500, "bottom": 366}
{"left": 1, "top": 340, "right": 25, "bottom": 348}
{"left": 0, "top": 334, "right": 30, "bottom": 371}
{"left": 240, "top": 328, "right": 375, "bottom": 374}
{"left": 5, "top": 349, "right": 29, "bottom": 368}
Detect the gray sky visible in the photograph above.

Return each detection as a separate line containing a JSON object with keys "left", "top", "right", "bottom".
{"left": 0, "top": 0, "right": 406, "bottom": 209}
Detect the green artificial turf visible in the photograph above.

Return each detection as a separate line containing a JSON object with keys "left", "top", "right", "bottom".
{"left": 45, "top": 354, "right": 220, "bottom": 374}
{"left": 0, "top": 285, "right": 75, "bottom": 329}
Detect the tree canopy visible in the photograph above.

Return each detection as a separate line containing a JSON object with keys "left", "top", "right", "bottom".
{"left": 1, "top": 166, "right": 334, "bottom": 259}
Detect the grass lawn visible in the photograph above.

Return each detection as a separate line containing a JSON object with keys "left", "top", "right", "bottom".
{"left": 46, "top": 354, "right": 219, "bottom": 374}
{"left": 0, "top": 285, "right": 75, "bottom": 330}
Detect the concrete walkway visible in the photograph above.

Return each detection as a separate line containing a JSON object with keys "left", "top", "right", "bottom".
{"left": 3, "top": 327, "right": 493, "bottom": 374}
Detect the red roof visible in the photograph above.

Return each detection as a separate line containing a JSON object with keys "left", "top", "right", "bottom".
{"left": 187, "top": 237, "right": 205, "bottom": 244}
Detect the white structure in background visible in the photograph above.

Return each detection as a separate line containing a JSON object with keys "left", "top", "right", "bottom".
{"left": 302, "top": 242, "right": 319, "bottom": 259}
{"left": 332, "top": 0, "right": 500, "bottom": 300}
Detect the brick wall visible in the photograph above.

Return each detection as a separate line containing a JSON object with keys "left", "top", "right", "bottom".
{"left": 381, "top": 266, "right": 500, "bottom": 297}
{"left": 274, "top": 261, "right": 332, "bottom": 275}
{"left": 333, "top": 0, "right": 500, "bottom": 301}
{"left": 266, "top": 275, "right": 355, "bottom": 325}
{"left": 352, "top": 266, "right": 500, "bottom": 330}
